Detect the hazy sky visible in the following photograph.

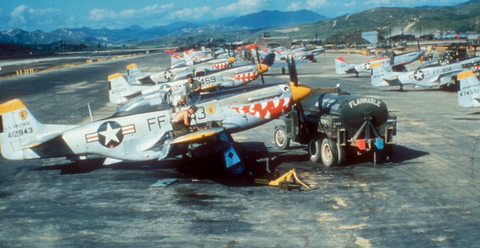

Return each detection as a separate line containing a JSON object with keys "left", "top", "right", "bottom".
{"left": 0, "top": 0, "right": 469, "bottom": 31}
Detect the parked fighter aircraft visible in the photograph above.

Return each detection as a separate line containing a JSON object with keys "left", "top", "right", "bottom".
{"left": 0, "top": 67, "right": 312, "bottom": 177}
{"left": 170, "top": 51, "right": 236, "bottom": 69}
{"left": 335, "top": 50, "right": 424, "bottom": 76}
{"left": 272, "top": 46, "right": 325, "bottom": 61}
{"left": 371, "top": 59, "right": 464, "bottom": 90}
{"left": 109, "top": 53, "right": 276, "bottom": 104}
{"left": 457, "top": 70, "right": 480, "bottom": 107}
{"left": 257, "top": 45, "right": 324, "bottom": 63}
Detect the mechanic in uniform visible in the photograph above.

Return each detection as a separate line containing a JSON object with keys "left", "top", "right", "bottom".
{"left": 171, "top": 105, "right": 198, "bottom": 137}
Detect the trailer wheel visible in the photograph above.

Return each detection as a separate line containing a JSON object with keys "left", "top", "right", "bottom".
{"left": 338, "top": 144, "right": 346, "bottom": 165}
{"left": 308, "top": 139, "right": 322, "bottom": 163}
{"left": 320, "top": 138, "right": 339, "bottom": 167}
{"left": 274, "top": 126, "right": 290, "bottom": 150}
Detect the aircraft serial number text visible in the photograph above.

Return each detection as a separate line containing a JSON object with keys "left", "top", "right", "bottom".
{"left": 7, "top": 127, "right": 34, "bottom": 138}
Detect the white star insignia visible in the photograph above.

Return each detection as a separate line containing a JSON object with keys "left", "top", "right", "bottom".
{"left": 99, "top": 123, "right": 121, "bottom": 146}
{"left": 414, "top": 70, "right": 424, "bottom": 81}
{"left": 164, "top": 71, "right": 172, "bottom": 79}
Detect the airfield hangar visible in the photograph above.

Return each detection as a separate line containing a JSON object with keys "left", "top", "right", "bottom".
{"left": 258, "top": 33, "right": 292, "bottom": 49}
{"left": 324, "top": 32, "right": 374, "bottom": 48}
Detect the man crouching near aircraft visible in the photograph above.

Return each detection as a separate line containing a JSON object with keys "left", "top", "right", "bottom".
{"left": 171, "top": 105, "right": 199, "bottom": 137}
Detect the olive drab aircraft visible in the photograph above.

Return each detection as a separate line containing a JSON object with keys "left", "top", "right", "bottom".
{"left": 370, "top": 59, "right": 464, "bottom": 90}
{"left": 0, "top": 67, "right": 312, "bottom": 176}
{"left": 457, "top": 70, "right": 480, "bottom": 107}
{"left": 335, "top": 50, "right": 424, "bottom": 76}
{"left": 109, "top": 53, "right": 276, "bottom": 104}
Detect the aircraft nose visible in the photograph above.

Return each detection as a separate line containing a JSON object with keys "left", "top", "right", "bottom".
{"left": 289, "top": 82, "right": 312, "bottom": 102}
{"left": 257, "top": 64, "right": 269, "bottom": 74}
{"left": 228, "top": 56, "right": 236, "bottom": 64}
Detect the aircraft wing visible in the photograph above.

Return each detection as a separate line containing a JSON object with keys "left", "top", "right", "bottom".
{"left": 170, "top": 127, "right": 226, "bottom": 144}
{"left": 392, "top": 61, "right": 407, "bottom": 67}
{"left": 428, "top": 69, "right": 464, "bottom": 86}
{"left": 382, "top": 77, "right": 399, "bottom": 83}
{"left": 270, "top": 59, "right": 312, "bottom": 69}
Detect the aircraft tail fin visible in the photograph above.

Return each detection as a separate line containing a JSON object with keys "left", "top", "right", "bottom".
{"left": 335, "top": 57, "right": 352, "bottom": 74}
{"left": 458, "top": 70, "right": 480, "bottom": 107}
{"left": 0, "top": 99, "right": 75, "bottom": 160}
{"left": 371, "top": 62, "right": 398, "bottom": 87}
{"left": 126, "top": 63, "right": 145, "bottom": 83}
{"left": 171, "top": 53, "right": 183, "bottom": 65}
{"left": 108, "top": 73, "right": 137, "bottom": 104}
{"left": 126, "top": 64, "right": 155, "bottom": 85}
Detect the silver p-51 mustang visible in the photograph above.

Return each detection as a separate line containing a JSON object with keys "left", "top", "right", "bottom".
{"left": 0, "top": 69, "right": 312, "bottom": 175}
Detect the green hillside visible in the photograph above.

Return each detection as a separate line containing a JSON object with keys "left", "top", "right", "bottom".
{"left": 130, "top": 0, "right": 480, "bottom": 47}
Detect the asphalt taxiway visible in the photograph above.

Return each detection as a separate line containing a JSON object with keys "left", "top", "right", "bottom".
{"left": 0, "top": 52, "right": 479, "bottom": 247}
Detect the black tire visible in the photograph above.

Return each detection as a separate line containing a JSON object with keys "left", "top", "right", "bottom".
{"left": 338, "top": 144, "right": 346, "bottom": 165}
{"left": 308, "top": 139, "right": 321, "bottom": 163}
{"left": 320, "top": 138, "right": 339, "bottom": 167}
{"left": 274, "top": 126, "right": 290, "bottom": 150}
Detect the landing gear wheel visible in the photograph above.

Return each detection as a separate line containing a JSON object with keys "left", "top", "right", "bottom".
{"left": 274, "top": 126, "right": 290, "bottom": 150}
{"left": 308, "top": 139, "right": 321, "bottom": 163}
{"left": 282, "top": 67, "right": 286, "bottom": 74}
{"left": 320, "top": 138, "right": 339, "bottom": 167}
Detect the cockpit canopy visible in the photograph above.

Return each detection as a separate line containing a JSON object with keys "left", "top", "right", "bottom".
{"left": 112, "top": 90, "right": 172, "bottom": 117}
{"left": 417, "top": 59, "right": 442, "bottom": 69}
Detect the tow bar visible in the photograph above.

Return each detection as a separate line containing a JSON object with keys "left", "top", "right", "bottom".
{"left": 254, "top": 169, "right": 312, "bottom": 191}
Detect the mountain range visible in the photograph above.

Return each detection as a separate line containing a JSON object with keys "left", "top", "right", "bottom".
{"left": 0, "top": 10, "right": 327, "bottom": 44}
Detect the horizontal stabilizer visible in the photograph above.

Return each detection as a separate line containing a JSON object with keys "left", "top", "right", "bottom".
{"left": 20, "top": 133, "right": 63, "bottom": 150}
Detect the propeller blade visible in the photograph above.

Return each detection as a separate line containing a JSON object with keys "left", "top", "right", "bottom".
{"left": 255, "top": 45, "right": 265, "bottom": 84}
{"left": 290, "top": 55, "right": 298, "bottom": 86}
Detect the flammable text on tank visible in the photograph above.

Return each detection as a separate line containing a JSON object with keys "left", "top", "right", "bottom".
{"left": 348, "top": 98, "right": 383, "bottom": 108}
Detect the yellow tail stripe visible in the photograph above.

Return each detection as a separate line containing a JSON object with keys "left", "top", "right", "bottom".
{"left": 0, "top": 99, "right": 26, "bottom": 114}
{"left": 457, "top": 70, "right": 475, "bottom": 80}
{"left": 126, "top": 63, "right": 138, "bottom": 70}
{"left": 108, "top": 73, "right": 123, "bottom": 81}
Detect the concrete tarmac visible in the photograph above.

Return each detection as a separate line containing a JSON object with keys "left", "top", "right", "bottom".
{"left": 0, "top": 52, "right": 479, "bottom": 247}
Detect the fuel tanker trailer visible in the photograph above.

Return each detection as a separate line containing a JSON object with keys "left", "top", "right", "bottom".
{"left": 274, "top": 87, "right": 397, "bottom": 166}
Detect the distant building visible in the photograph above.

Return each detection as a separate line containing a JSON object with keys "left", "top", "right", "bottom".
{"left": 258, "top": 37, "right": 292, "bottom": 50}
{"left": 390, "top": 34, "right": 416, "bottom": 42}
{"left": 325, "top": 33, "right": 370, "bottom": 47}
{"left": 362, "top": 31, "right": 378, "bottom": 44}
